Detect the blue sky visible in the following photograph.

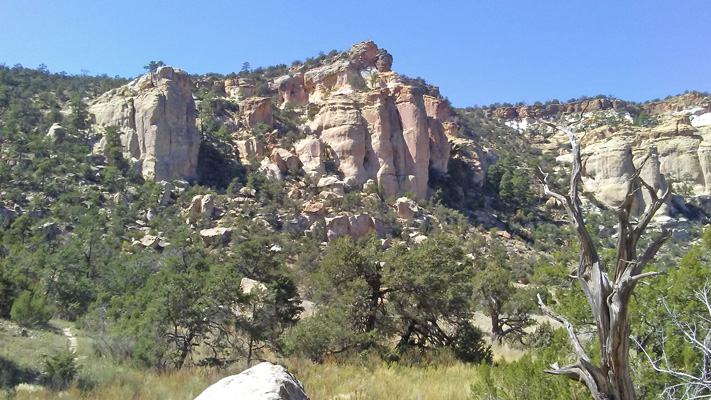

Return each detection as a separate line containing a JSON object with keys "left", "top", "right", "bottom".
{"left": 1, "top": 0, "right": 709, "bottom": 107}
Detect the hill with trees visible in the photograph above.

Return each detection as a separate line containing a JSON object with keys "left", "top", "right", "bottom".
{"left": 1, "top": 42, "right": 711, "bottom": 398}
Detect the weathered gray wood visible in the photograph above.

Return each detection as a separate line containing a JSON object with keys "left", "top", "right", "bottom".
{"left": 538, "top": 123, "right": 671, "bottom": 400}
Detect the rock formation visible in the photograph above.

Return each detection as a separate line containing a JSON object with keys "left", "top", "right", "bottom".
{"left": 46, "top": 123, "right": 66, "bottom": 146}
{"left": 240, "top": 97, "right": 274, "bottom": 129}
{"left": 194, "top": 362, "right": 309, "bottom": 400}
{"left": 300, "top": 46, "right": 457, "bottom": 198}
{"left": 223, "top": 41, "right": 464, "bottom": 199}
{"left": 493, "top": 93, "right": 711, "bottom": 214}
{"left": 89, "top": 66, "right": 200, "bottom": 182}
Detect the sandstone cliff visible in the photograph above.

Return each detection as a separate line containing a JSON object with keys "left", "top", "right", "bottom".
{"left": 89, "top": 66, "right": 201, "bottom": 182}
{"left": 497, "top": 94, "right": 711, "bottom": 214}
{"left": 223, "top": 41, "right": 468, "bottom": 198}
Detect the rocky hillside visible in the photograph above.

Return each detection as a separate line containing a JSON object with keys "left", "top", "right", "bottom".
{"left": 79, "top": 41, "right": 711, "bottom": 245}
{"left": 493, "top": 93, "right": 711, "bottom": 216}
{"left": 90, "top": 41, "right": 489, "bottom": 200}
{"left": 2, "top": 41, "right": 710, "bottom": 398}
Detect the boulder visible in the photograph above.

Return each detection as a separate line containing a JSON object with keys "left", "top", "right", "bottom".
{"left": 413, "top": 234, "right": 428, "bottom": 244}
{"left": 271, "top": 148, "right": 301, "bottom": 173}
{"left": 317, "top": 176, "right": 346, "bottom": 196}
{"left": 240, "top": 277, "right": 267, "bottom": 294}
{"left": 394, "top": 197, "right": 419, "bottom": 219}
{"left": 159, "top": 181, "right": 173, "bottom": 206}
{"left": 259, "top": 159, "right": 283, "bottom": 181}
{"left": 200, "top": 227, "right": 232, "bottom": 246}
{"left": 287, "top": 187, "right": 302, "bottom": 199}
{"left": 302, "top": 201, "right": 327, "bottom": 216}
{"left": 295, "top": 138, "right": 326, "bottom": 178}
{"left": 236, "top": 137, "right": 265, "bottom": 162}
{"left": 46, "top": 123, "right": 66, "bottom": 146}
{"left": 324, "top": 214, "right": 376, "bottom": 241}
{"left": 194, "top": 362, "right": 309, "bottom": 400}
{"left": 189, "top": 194, "right": 215, "bottom": 217}
{"left": 89, "top": 66, "right": 200, "bottom": 181}
{"left": 139, "top": 235, "right": 160, "bottom": 248}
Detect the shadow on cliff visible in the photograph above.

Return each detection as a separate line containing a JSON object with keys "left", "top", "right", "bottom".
{"left": 196, "top": 140, "right": 246, "bottom": 189}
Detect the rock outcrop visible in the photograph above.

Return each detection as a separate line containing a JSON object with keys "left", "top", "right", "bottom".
{"left": 240, "top": 97, "right": 274, "bottom": 129}
{"left": 308, "top": 85, "right": 456, "bottom": 198}
{"left": 46, "top": 123, "right": 66, "bottom": 146}
{"left": 223, "top": 41, "right": 464, "bottom": 199}
{"left": 200, "top": 227, "right": 232, "bottom": 246}
{"left": 295, "top": 137, "right": 326, "bottom": 178}
{"left": 89, "top": 66, "right": 200, "bottom": 181}
{"left": 324, "top": 214, "right": 377, "bottom": 241}
{"left": 236, "top": 137, "right": 265, "bottom": 162}
{"left": 188, "top": 194, "right": 215, "bottom": 217}
{"left": 271, "top": 148, "right": 301, "bottom": 173}
{"left": 194, "top": 362, "right": 309, "bottom": 400}
{"left": 394, "top": 197, "right": 419, "bottom": 219}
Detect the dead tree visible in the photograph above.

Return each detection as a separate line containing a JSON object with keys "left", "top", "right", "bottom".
{"left": 536, "top": 122, "right": 671, "bottom": 400}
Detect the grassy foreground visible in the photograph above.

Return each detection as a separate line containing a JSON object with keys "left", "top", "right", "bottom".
{"left": 5, "top": 360, "right": 480, "bottom": 400}
{"left": 5, "top": 360, "right": 481, "bottom": 400}
{"left": 1, "top": 319, "right": 481, "bottom": 400}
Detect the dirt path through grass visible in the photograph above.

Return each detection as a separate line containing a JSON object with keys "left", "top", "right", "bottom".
{"left": 62, "top": 327, "right": 77, "bottom": 354}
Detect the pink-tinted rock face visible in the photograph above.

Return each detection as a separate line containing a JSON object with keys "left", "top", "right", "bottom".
{"left": 308, "top": 83, "right": 455, "bottom": 198}
{"left": 295, "top": 137, "right": 326, "bottom": 178}
{"left": 394, "top": 86, "right": 431, "bottom": 197}
{"left": 312, "top": 97, "right": 370, "bottom": 182}
{"left": 361, "top": 90, "right": 408, "bottom": 198}
{"left": 349, "top": 41, "right": 378, "bottom": 69}
{"left": 324, "top": 214, "right": 377, "bottom": 241}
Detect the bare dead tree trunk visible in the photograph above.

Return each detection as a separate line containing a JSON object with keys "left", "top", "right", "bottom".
{"left": 537, "top": 123, "right": 671, "bottom": 400}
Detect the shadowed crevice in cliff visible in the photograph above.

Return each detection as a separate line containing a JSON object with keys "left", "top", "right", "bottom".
{"left": 196, "top": 140, "right": 245, "bottom": 189}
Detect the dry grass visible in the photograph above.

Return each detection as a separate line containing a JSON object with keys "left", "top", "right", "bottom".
{"left": 7, "top": 360, "right": 481, "bottom": 400}
{"left": 2, "top": 318, "right": 483, "bottom": 400}
{"left": 286, "top": 360, "right": 480, "bottom": 400}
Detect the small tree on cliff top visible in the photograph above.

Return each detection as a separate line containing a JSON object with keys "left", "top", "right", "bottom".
{"left": 537, "top": 119, "right": 671, "bottom": 400}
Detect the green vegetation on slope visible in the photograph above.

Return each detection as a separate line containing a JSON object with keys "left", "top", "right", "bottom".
{"left": 0, "top": 64, "right": 709, "bottom": 399}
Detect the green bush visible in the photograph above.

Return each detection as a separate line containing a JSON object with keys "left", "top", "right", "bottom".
{"left": 44, "top": 350, "right": 77, "bottom": 389}
{"left": 10, "top": 290, "right": 52, "bottom": 328}
{"left": 450, "top": 322, "right": 492, "bottom": 364}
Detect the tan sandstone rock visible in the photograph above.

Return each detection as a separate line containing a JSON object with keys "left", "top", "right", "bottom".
{"left": 240, "top": 97, "right": 274, "bottom": 129}
{"left": 188, "top": 194, "right": 215, "bottom": 217}
{"left": 89, "top": 66, "right": 200, "bottom": 181}
{"left": 271, "top": 148, "right": 301, "bottom": 173}
{"left": 295, "top": 137, "right": 326, "bottom": 178}
{"left": 200, "top": 227, "right": 232, "bottom": 246}
{"left": 324, "top": 214, "right": 376, "bottom": 241}
{"left": 235, "top": 137, "right": 265, "bottom": 162}
{"left": 395, "top": 197, "right": 419, "bottom": 219}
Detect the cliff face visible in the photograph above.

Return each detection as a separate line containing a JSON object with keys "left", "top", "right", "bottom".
{"left": 206, "top": 41, "right": 469, "bottom": 199}
{"left": 498, "top": 94, "right": 711, "bottom": 214}
{"left": 89, "top": 66, "right": 200, "bottom": 182}
{"left": 578, "top": 118, "right": 710, "bottom": 211}
{"left": 267, "top": 42, "right": 461, "bottom": 198}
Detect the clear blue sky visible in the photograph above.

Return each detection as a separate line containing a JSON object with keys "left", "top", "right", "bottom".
{"left": 1, "top": 0, "right": 709, "bottom": 107}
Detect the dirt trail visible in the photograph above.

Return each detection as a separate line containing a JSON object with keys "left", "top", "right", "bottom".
{"left": 62, "top": 327, "right": 77, "bottom": 354}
